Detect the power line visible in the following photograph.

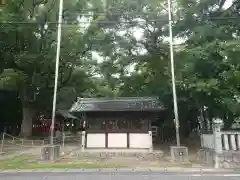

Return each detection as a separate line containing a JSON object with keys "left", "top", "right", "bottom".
{"left": 0, "top": 20, "right": 164, "bottom": 24}
{"left": 2, "top": 7, "right": 240, "bottom": 17}
{"left": 0, "top": 16, "right": 239, "bottom": 25}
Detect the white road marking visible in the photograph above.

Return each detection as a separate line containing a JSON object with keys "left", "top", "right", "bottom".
{"left": 223, "top": 174, "right": 240, "bottom": 177}
{"left": 190, "top": 174, "right": 240, "bottom": 177}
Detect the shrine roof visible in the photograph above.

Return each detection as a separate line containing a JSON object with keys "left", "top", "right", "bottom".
{"left": 69, "top": 97, "right": 164, "bottom": 112}
{"left": 56, "top": 110, "right": 79, "bottom": 119}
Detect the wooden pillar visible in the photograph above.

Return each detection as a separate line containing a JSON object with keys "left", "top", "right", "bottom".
{"left": 81, "top": 113, "right": 86, "bottom": 150}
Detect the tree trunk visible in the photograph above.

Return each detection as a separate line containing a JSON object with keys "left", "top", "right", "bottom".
{"left": 200, "top": 104, "right": 207, "bottom": 131}
{"left": 223, "top": 112, "right": 234, "bottom": 130}
{"left": 208, "top": 110, "right": 213, "bottom": 131}
{"left": 19, "top": 106, "right": 35, "bottom": 138}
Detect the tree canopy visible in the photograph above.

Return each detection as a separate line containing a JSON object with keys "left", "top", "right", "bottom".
{"left": 0, "top": 0, "right": 240, "bottom": 137}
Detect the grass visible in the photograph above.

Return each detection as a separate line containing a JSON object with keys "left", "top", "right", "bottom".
{"left": 0, "top": 154, "right": 200, "bottom": 170}
{"left": 0, "top": 155, "right": 123, "bottom": 169}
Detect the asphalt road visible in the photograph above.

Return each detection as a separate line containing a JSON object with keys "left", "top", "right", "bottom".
{"left": 1, "top": 171, "right": 240, "bottom": 180}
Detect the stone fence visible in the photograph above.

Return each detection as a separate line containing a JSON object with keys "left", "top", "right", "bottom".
{"left": 199, "top": 121, "right": 240, "bottom": 168}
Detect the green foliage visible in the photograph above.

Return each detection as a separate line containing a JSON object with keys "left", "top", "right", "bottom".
{"left": 0, "top": 0, "right": 103, "bottom": 111}
{"left": 1, "top": 0, "right": 240, "bottom": 133}
{"left": 0, "top": 69, "right": 26, "bottom": 90}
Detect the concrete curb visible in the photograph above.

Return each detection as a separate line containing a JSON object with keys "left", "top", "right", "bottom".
{"left": 0, "top": 167, "right": 240, "bottom": 173}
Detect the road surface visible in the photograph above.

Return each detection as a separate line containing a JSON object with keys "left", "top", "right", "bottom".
{"left": 1, "top": 170, "right": 240, "bottom": 180}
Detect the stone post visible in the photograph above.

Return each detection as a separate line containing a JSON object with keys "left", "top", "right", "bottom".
{"left": 213, "top": 118, "right": 223, "bottom": 168}
{"left": 81, "top": 131, "right": 86, "bottom": 151}
{"left": 148, "top": 130, "right": 153, "bottom": 152}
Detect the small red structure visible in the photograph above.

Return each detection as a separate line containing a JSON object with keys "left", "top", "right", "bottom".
{"left": 32, "top": 116, "right": 61, "bottom": 136}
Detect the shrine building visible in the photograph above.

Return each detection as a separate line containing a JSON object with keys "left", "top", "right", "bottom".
{"left": 69, "top": 97, "right": 164, "bottom": 151}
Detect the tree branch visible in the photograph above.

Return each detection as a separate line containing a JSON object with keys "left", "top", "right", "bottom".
{"left": 33, "top": 0, "right": 48, "bottom": 6}
{"left": 59, "top": 65, "right": 74, "bottom": 87}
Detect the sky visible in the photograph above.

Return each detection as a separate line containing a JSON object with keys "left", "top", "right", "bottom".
{"left": 91, "top": 0, "right": 235, "bottom": 76}
{"left": 223, "top": 0, "right": 234, "bottom": 9}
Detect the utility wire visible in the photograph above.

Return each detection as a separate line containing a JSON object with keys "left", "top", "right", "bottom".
{"left": 0, "top": 16, "right": 239, "bottom": 25}
{"left": 0, "top": 20, "right": 239, "bottom": 30}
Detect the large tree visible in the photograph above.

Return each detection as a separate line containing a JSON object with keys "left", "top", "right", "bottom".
{"left": 0, "top": 0, "right": 102, "bottom": 137}
{"left": 88, "top": 0, "right": 240, "bottom": 133}
{"left": 173, "top": 0, "right": 240, "bottom": 129}
{"left": 1, "top": 0, "right": 240, "bottom": 138}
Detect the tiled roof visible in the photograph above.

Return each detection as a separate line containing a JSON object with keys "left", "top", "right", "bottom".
{"left": 56, "top": 110, "right": 79, "bottom": 119}
{"left": 70, "top": 97, "right": 164, "bottom": 112}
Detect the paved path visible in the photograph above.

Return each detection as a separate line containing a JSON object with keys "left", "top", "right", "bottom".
{"left": 1, "top": 169, "right": 240, "bottom": 180}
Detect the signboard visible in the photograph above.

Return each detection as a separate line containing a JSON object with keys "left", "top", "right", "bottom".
{"left": 71, "top": 97, "right": 163, "bottom": 112}
{"left": 96, "top": 100, "right": 158, "bottom": 110}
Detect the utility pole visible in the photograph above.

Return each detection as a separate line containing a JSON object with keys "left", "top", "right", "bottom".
{"left": 167, "top": 0, "right": 181, "bottom": 146}
{"left": 50, "top": 0, "right": 63, "bottom": 145}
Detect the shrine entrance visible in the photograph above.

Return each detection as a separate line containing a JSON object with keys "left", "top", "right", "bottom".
{"left": 70, "top": 97, "right": 165, "bottom": 150}
{"left": 85, "top": 111, "right": 151, "bottom": 148}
